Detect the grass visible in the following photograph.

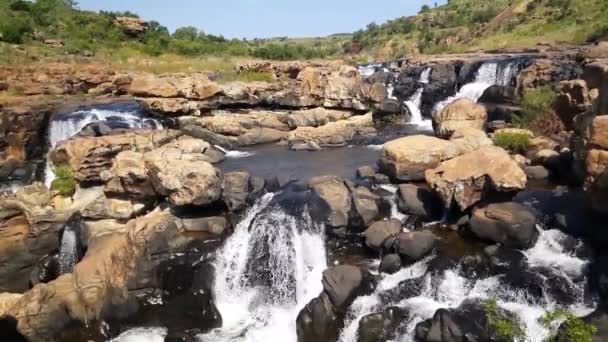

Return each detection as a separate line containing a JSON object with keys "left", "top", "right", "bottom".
{"left": 513, "top": 86, "right": 564, "bottom": 136}
{"left": 484, "top": 298, "right": 527, "bottom": 341}
{"left": 493, "top": 132, "right": 532, "bottom": 154}
{"left": 218, "top": 70, "right": 274, "bottom": 83}
{"left": 540, "top": 308, "right": 597, "bottom": 342}
{"left": 51, "top": 166, "right": 76, "bottom": 197}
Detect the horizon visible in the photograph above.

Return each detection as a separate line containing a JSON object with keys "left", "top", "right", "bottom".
{"left": 77, "top": 0, "right": 448, "bottom": 39}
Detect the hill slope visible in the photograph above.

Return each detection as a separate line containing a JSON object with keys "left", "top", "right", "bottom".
{"left": 349, "top": 0, "right": 608, "bottom": 60}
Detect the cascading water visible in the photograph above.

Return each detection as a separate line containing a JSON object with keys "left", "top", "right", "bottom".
{"left": 434, "top": 60, "right": 521, "bottom": 113}
{"left": 201, "top": 192, "right": 327, "bottom": 342}
{"left": 214, "top": 145, "right": 256, "bottom": 158}
{"left": 404, "top": 67, "right": 433, "bottom": 129}
{"left": 338, "top": 227, "right": 596, "bottom": 342}
{"left": 44, "top": 103, "right": 162, "bottom": 186}
{"left": 58, "top": 215, "right": 83, "bottom": 274}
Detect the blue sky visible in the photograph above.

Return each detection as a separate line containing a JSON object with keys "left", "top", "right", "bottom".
{"left": 77, "top": 0, "right": 447, "bottom": 39}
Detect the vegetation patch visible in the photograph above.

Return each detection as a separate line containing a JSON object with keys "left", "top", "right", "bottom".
{"left": 51, "top": 166, "right": 76, "bottom": 197}
{"left": 219, "top": 70, "right": 274, "bottom": 83}
{"left": 540, "top": 308, "right": 597, "bottom": 342}
{"left": 493, "top": 132, "right": 532, "bottom": 154}
{"left": 484, "top": 298, "right": 527, "bottom": 341}
{"left": 513, "top": 86, "right": 562, "bottom": 135}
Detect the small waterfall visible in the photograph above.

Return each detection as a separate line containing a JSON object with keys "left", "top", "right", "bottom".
{"left": 214, "top": 145, "right": 256, "bottom": 158}
{"left": 434, "top": 60, "right": 521, "bottom": 113}
{"left": 404, "top": 67, "right": 433, "bottom": 129}
{"left": 202, "top": 192, "right": 327, "bottom": 342}
{"left": 44, "top": 104, "right": 163, "bottom": 186}
{"left": 58, "top": 215, "right": 83, "bottom": 274}
{"left": 338, "top": 228, "right": 596, "bottom": 342}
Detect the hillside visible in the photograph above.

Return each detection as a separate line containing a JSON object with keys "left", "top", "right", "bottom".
{"left": 348, "top": 0, "right": 608, "bottom": 60}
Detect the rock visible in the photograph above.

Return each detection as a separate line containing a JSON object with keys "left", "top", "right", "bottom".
{"left": 102, "top": 151, "right": 156, "bottom": 199}
{"left": 432, "top": 98, "right": 487, "bottom": 138}
{"left": 356, "top": 165, "right": 376, "bottom": 179}
{"left": 113, "top": 16, "right": 148, "bottom": 35}
{"left": 379, "top": 254, "right": 402, "bottom": 274}
{"left": 469, "top": 202, "right": 538, "bottom": 249}
{"left": 321, "top": 265, "right": 375, "bottom": 311}
{"left": 393, "top": 231, "right": 436, "bottom": 261}
{"left": 554, "top": 80, "right": 594, "bottom": 129}
{"left": 81, "top": 193, "right": 147, "bottom": 220}
{"left": 130, "top": 73, "right": 220, "bottom": 100}
{"left": 176, "top": 216, "right": 227, "bottom": 235}
{"left": 285, "top": 108, "right": 353, "bottom": 128}
{"left": 222, "top": 172, "right": 250, "bottom": 212}
{"left": 425, "top": 146, "right": 527, "bottom": 211}
{"left": 364, "top": 219, "right": 402, "bottom": 250}
{"left": 516, "top": 58, "right": 582, "bottom": 94}
{"left": 140, "top": 97, "right": 203, "bottom": 116}
{"left": 583, "top": 116, "right": 608, "bottom": 213}
{"left": 51, "top": 129, "right": 182, "bottom": 183}
{"left": 449, "top": 127, "right": 493, "bottom": 153}
{"left": 531, "top": 149, "right": 560, "bottom": 166}
{"left": 524, "top": 165, "right": 550, "bottom": 180}
{"left": 357, "top": 307, "right": 406, "bottom": 342}
{"left": 309, "top": 176, "right": 351, "bottom": 230}
{"left": 287, "top": 113, "right": 375, "bottom": 149}
{"left": 421, "top": 64, "right": 459, "bottom": 117}
{"left": 0, "top": 210, "right": 174, "bottom": 341}
{"left": 479, "top": 85, "right": 517, "bottom": 104}
{"left": 349, "top": 185, "right": 380, "bottom": 228}
{"left": 379, "top": 135, "right": 461, "bottom": 181}
{"left": 397, "top": 184, "right": 442, "bottom": 220}
{"left": 146, "top": 151, "right": 222, "bottom": 207}
{"left": 83, "top": 219, "right": 128, "bottom": 246}
{"left": 296, "top": 293, "right": 340, "bottom": 342}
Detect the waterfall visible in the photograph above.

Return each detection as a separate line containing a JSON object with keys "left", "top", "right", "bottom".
{"left": 201, "top": 192, "right": 327, "bottom": 342}
{"left": 44, "top": 104, "right": 163, "bottom": 187}
{"left": 58, "top": 216, "right": 83, "bottom": 274}
{"left": 434, "top": 60, "right": 521, "bottom": 113}
{"left": 404, "top": 67, "right": 433, "bottom": 129}
{"left": 338, "top": 227, "right": 596, "bottom": 342}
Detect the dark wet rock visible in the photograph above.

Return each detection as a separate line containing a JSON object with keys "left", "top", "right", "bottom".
{"left": 0, "top": 316, "right": 28, "bottom": 342}
{"left": 469, "top": 202, "right": 538, "bottom": 249}
{"left": 479, "top": 85, "right": 517, "bottom": 104}
{"left": 321, "top": 265, "right": 376, "bottom": 311}
{"left": 379, "top": 254, "right": 402, "bottom": 274}
{"left": 165, "top": 332, "right": 196, "bottom": 342}
{"left": 309, "top": 175, "right": 352, "bottom": 230}
{"left": 421, "top": 64, "right": 458, "bottom": 117}
{"left": 349, "top": 184, "right": 380, "bottom": 228}
{"left": 524, "top": 165, "right": 550, "bottom": 180}
{"left": 296, "top": 293, "right": 341, "bottom": 342}
{"left": 357, "top": 165, "right": 376, "bottom": 179}
{"left": 364, "top": 219, "right": 402, "bottom": 250}
{"left": 222, "top": 171, "right": 250, "bottom": 212}
{"left": 373, "top": 173, "right": 390, "bottom": 184}
{"left": 504, "top": 266, "right": 582, "bottom": 305}
{"left": 357, "top": 307, "right": 407, "bottom": 342}
{"left": 415, "top": 300, "right": 513, "bottom": 342}
{"left": 177, "top": 216, "right": 227, "bottom": 235}
{"left": 397, "top": 184, "right": 442, "bottom": 220}
{"left": 393, "top": 230, "right": 436, "bottom": 261}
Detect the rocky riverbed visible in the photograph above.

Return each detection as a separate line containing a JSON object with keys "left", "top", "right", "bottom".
{"left": 1, "top": 43, "right": 608, "bottom": 342}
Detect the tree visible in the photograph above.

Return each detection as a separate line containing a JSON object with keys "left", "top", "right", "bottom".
{"left": 172, "top": 26, "right": 199, "bottom": 41}
{"left": 420, "top": 4, "right": 431, "bottom": 13}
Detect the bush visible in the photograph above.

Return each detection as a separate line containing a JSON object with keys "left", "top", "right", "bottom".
{"left": 514, "top": 86, "right": 556, "bottom": 127}
{"left": 51, "top": 166, "right": 76, "bottom": 197}
{"left": 0, "top": 16, "right": 32, "bottom": 44}
{"left": 493, "top": 132, "right": 532, "bottom": 154}
{"left": 540, "top": 308, "right": 597, "bottom": 342}
{"left": 484, "top": 298, "right": 527, "bottom": 341}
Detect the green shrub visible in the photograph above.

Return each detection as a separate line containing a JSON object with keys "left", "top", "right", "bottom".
{"left": 493, "top": 132, "right": 532, "bottom": 154}
{"left": 484, "top": 298, "right": 527, "bottom": 341}
{"left": 51, "top": 166, "right": 76, "bottom": 197}
{"left": 513, "top": 86, "right": 557, "bottom": 129}
{"left": 540, "top": 308, "right": 597, "bottom": 342}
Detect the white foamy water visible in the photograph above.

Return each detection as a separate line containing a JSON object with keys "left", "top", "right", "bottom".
{"left": 200, "top": 193, "right": 327, "bottom": 342}
{"left": 214, "top": 145, "right": 256, "bottom": 158}
{"left": 111, "top": 327, "right": 167, "bottom": 342}
{"left": 338, "top": 225, "right": 595, "bottom": 342}
{"left": 58, "top": 220, "right": 79, "bottom": 274}
{"left": 404, "top": 67, "right": 433, "bottom": 130}
{"left": 44, "top": 106, "right": 162, "bottom": 186}
{"left": 434, "top": 60, "right": 519, "bottom": 113}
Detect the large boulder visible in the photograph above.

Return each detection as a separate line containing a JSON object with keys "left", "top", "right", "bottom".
{"left": 102, "top": 151, "right": 156, "bottom": 199}
{"left": 285, "top": 108, "right": 353, "bottom": 128}
{"left": 553, "top": 80, "right": 596, "bottom": 129}
{"left": 432, "top": 98, "right": 488, "bottom": 138}
{"left": 425, "top": 146, "right": 527, "bottom": 211}
{"left": 379, "top": 135, "right": 461, "bottom": 181}
{"left": 130, "top": 73, "right": 220, "bottom": 100}
{"left": 222, "top": 171, "right": 250, "bottom": 212}
{"left": 348, "top": 184, "right": 380, "bottom": 227}
{"left": 296, "top": 293, "right": 340, "bottom": 342}
{"left": 392, "top": 231, "right": 436, "bottom": 261}
{"left": 397, "top": 184, "right": 442, "bottom": 220}
{"left": 51, "top": 130, "right": 182, "bottom": 183}
{"left": 583, "top": 116, "right": 608, "bottom": 213}
{"left": 364, "top": 219, "right": 402, "bottom": 250}
{"left": 321, "top": 265, "right": 375, "bottom": 311}
{"left": 113, "top": 16, "right": 148, "bottom": 36}
{"left": 81, "top": 193, "right": 147, "bottom": 220}
{"left": 287, "top": 113, "right": 375, "bottom": 150}
{"left": 469, "top": 202, "right": 538, "bottom": 249}
{"left": 357, "top": 307, "right": 406, "bottom": 342}
{"left": 0, "top": 210, "right": 174, "bottom": 341}
{"left": 309, "top": 176, "right": 352, "bottom": 230}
